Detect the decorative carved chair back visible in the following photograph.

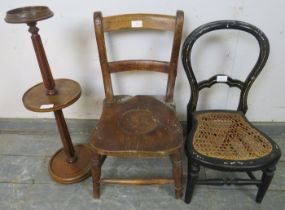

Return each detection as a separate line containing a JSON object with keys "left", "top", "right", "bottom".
{"left": 94, "top": 11, "right": 184, "bottom": 103}
{"left": 181, "top": 20, "right": 270, "bottom": 130}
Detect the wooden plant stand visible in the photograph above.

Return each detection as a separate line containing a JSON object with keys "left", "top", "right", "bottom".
{"left": 5, "top": 6, "right": 91, "bottom": 184}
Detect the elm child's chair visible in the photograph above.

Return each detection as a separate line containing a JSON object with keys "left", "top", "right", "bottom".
{"left": 90, "top": 11, "right": 184, "bottom": 198}
{"left": 181, "top": 20, "right": 281, "bottom": 203}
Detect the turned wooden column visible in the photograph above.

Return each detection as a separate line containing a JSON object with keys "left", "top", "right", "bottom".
{"left": 54, "top": 110, "right": 77, "bottom": 163}
{"left": 28, "top": 22, "right": 57, "bottom": 95}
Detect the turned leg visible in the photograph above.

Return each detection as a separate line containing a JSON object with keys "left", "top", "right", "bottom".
{"left": 91, "top": 152, "right": 101, "bottom": 198}
{"left": 171, "top": 150, "right": 182, "bottom": 199}
{"left": 256, "top": 165, "right": 276, "bottom": 203}
{"left": 185, "top": 159, "right": 200, "bottom": 204}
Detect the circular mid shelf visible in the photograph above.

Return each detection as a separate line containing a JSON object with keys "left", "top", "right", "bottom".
{"left": 22, "top": 79, "right": 81, "bottom": 112}
{"left": 5, "top": 6, "right": 53, "bottom": 24}
{"left": 48, "top": 144, "right": 92, "bottom": 184}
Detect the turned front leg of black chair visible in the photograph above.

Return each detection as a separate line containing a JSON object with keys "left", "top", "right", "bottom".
{"left": 185, "top": 159, "right": 200, "bottom": 203}
{"left": 256, "top": 165, "right": 276, "bottom": 203}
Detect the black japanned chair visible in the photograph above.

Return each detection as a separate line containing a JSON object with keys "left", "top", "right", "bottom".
{"left": 182, "top": 20, "right": 281, "bottom": 203}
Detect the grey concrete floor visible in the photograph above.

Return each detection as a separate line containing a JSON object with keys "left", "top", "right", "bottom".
{"left": 0, "top": 118, "right": 284, "bottom": 210}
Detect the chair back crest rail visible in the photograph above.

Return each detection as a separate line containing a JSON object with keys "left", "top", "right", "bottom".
{"left": 181, "top": 20, "right": 270, "bottom": 120}
{"left": 94, "top": 11, "right": 184, "bottom": 102}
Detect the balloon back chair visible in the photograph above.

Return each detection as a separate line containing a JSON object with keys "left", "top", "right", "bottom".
{"left": 90, "top": 11, "right": 184, "bottom": 198}
{"left": 181, "top": 20, "right": 281, "bottom": 203}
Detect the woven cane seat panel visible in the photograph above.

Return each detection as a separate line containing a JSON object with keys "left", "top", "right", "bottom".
{"left": 192, "top": 112, "right": 272, "bottom": 161}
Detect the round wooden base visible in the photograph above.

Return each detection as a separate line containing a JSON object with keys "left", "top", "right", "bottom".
{"left": 48, "top": 144, "right": 92, "bottom": 184}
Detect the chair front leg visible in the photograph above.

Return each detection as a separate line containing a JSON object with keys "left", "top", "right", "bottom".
{"left": 91, "top": 152, "right": 101, "bottom": 198}
{"left": 185, "top": 159, "right": 200, "bottom": 204}
{"left": 171, "top": 150, "right": 183, "bottom": 199}
{"left": 256, "top": 165, "right": 276, "bottom": 203}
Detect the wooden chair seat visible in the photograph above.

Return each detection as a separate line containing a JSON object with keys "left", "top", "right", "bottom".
{"left": 90, "top": 95, "right": 183, "bottom": 157}
{"left": 191, "top": 111, "right": 273, "bottom": 161}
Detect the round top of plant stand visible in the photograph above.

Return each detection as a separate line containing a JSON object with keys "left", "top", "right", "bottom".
{"left": 5, "top": 6, "right": 53, "bottom": 24}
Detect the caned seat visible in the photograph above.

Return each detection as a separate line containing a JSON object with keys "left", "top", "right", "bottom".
{"left": 182, "top": 20, "right": 281, "bottom": 204}
{"left": 90, "top": 11, "right": 184, "bottom": 199}
{"left": 192, "top": 111, "right": 273, "bottom": 161}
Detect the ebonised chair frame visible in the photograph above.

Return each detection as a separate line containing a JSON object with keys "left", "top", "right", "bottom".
{"left": 182, "top": 20, "right": 281, "bottom": 203}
